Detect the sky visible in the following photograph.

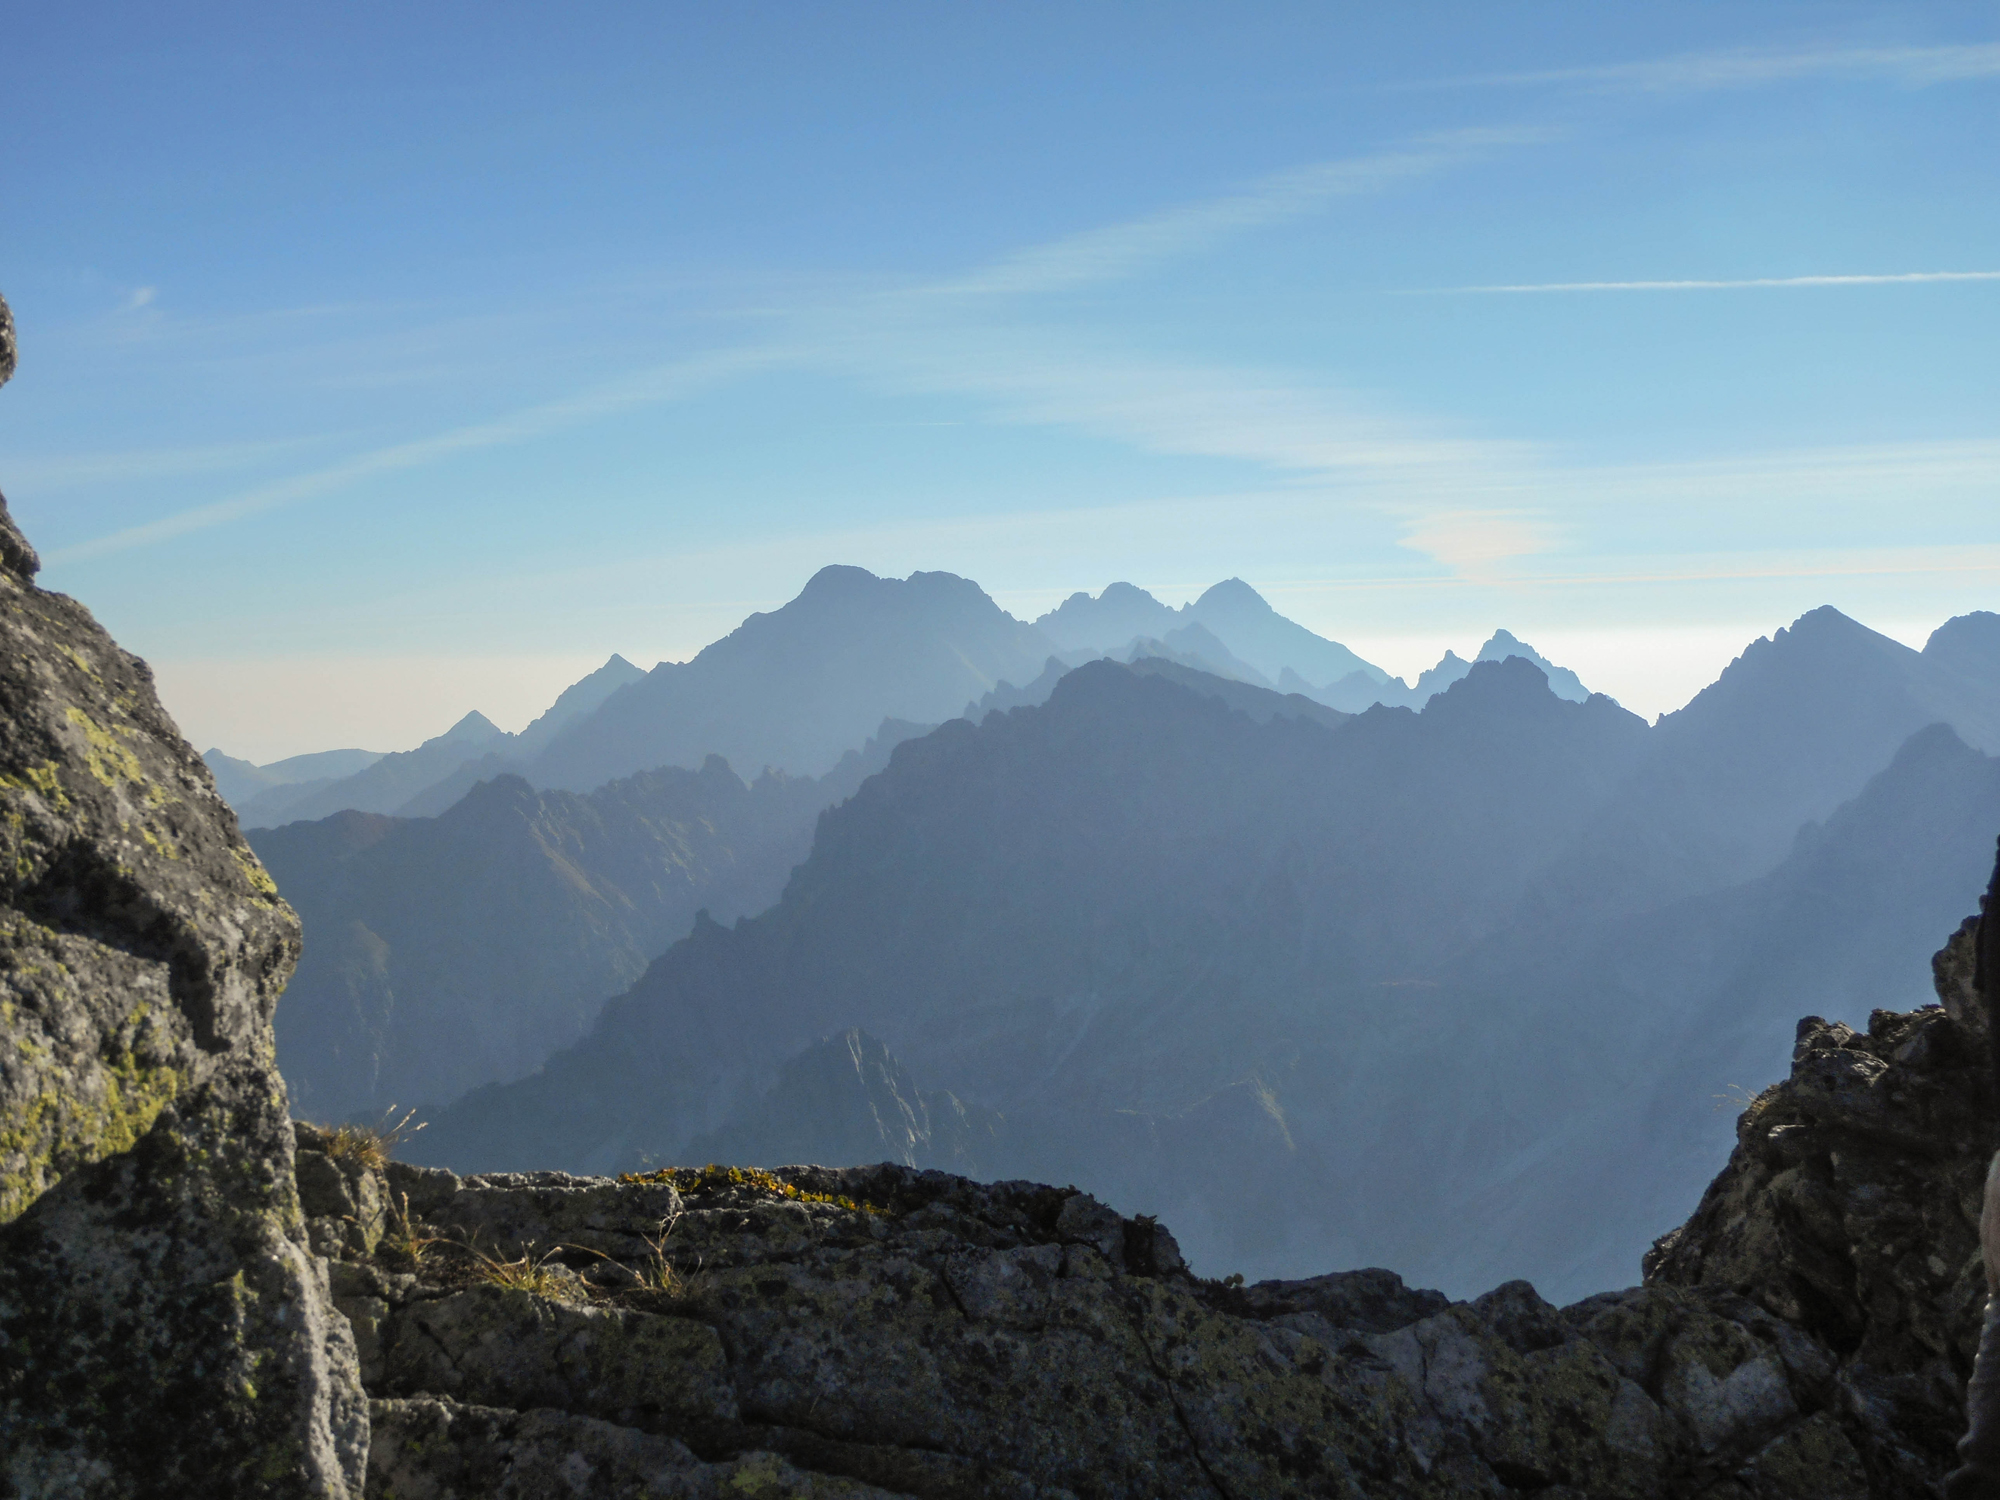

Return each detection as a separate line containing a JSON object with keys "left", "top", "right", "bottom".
{"left": 2, "top": 3, "right": 1996, "bottom": 761}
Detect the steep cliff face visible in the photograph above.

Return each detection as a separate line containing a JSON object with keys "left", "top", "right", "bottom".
{"left": 0, "top": 315, "right": 365, "bottom": 1495}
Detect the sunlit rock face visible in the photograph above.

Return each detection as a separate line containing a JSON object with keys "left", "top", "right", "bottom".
{"left": 0, "top": 308, "right": 367, "bottom": 1497}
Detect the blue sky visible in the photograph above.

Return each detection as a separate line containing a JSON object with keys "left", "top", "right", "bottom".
{"left": 3, "top": 4, "right": 1996, "bottom": 759}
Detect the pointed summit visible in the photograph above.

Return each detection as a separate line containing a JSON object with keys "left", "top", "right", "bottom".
{"left": 1475, "top": 631, "right": 1588, "bottom": 702}
{"left": 1035, "top": 582, "right": 1180, "bottom": 651}
{"left": 1183, "top": 579, "right": 1386, "bottom": 688}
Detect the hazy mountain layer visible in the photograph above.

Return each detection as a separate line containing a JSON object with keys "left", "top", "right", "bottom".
{"left": 1035, "top": 577, "right": 1388, "bottom": 687}
{"left": 203, "top": 745, "right": 384, "bottom": 807}
{"left": 414, "top": 626, "right": 2000, "bottom": 1302}
{"left": 228, "top": 653, "right": 645, "bottom": 827}
{"left": 1530, "top": 605, "right": 2000, "bottom": 918}
{"left": 412, "top": 657, "right": 1656, "bottom": 1213}
{"left": 255, "top": 721, "right": 929, "bottom": 1123}
{"left": 1322, "top": 629, "right": 1589, "bottom": 712}
{"left": 528, "top": 566, "right": 1055, "bottom": 792}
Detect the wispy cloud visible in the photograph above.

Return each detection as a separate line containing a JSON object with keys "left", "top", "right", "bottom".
{"left": 917, "top": 128, "right": 1558, "bottom": 301}
{"left": 1436, "top": 271, "right": 2000, "bottom": 294}
{"left": 2, "top": 434, "right": 337, "bottom": 492}
{"left": 1438, "top": 42, "right": 2000, "bottom": 95}
{"left": 45, "top": 346, "right": 786, "bottom": 563}
{"left": 1396, "top": 511, "right": 1558, "bottom": 580}
{"left": 47, "top": 128, "right": 1558, "bottom": 566}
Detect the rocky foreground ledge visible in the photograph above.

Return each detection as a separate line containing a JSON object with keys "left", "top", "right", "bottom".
{"left": 297, "top": 964, "right": 1991, "bottom": 1500}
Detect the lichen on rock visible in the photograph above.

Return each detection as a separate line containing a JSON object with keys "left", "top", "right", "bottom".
{"left": 279, "top": 1140, "right": 1966, "bottom": 1498}
{"left": 0, "top": 301, "right": 366, "bottom": 1496}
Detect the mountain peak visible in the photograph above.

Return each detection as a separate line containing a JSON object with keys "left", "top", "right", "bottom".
{"left": 1924, "top": 611, "right": 2000, "bottom": 677}
{"left": 1192, "top": 578, "right": 1271, "bottom": 613}
{"left": 435, "top": 710, "right": 504, "bottom": 746}
{"left": 1474, "top": 631, "right": 1589, "bottom": 703}
{"left": 800, "top": 564, "right": 881, "bottom": 597}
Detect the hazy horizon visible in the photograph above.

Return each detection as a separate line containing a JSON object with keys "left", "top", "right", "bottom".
{"left": 166, "top": 575, "right": 1954, "bottom": 764}
{"left": 3, "top": 5, "right": 1995, "bottom": 759}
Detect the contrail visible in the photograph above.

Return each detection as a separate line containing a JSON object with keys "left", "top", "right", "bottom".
{"left": 1439, "top": 271, "right": 2000, "bottom": 293}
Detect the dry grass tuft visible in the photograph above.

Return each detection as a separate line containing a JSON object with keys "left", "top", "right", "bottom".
{"left": 320, "top": 1105, "right": 426, "bottom": 1171}
{"left": 466, "top": 1242, "right": 584, "bottom": 1301}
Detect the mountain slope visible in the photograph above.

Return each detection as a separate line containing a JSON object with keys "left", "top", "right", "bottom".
{"left": 1531, "top": 605, "right": 2000, "bottom": 917}
{"left": 414, "top": 656, "right": 1651, "bottom": 1197}
{"left": 528, "top": 566, "right": 1055, "bottom": 791}
{"left": 1426, "top": 720, "right": 2000, "bottom": 1297}
{"left": 1183, "top": 577, "right": 1387, "bottom": 685}
{"left": 415, "top": 643, "right": 2000, "bottom": 1303}
{"left": 1034, "top": 581, "right": 1181, "bottom": 649}
{"left": 240, "top": 710, "right": 509, "bottom": 825}
{"left": 257, "top": 720, "right": 930, "bottom": 1122}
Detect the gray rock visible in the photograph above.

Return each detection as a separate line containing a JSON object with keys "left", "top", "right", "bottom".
{"left": 366, "top": 1397, "right": 912, "bottom": 1499}
{"left": 0, "top": 321, "right": 367, "bottom": 1496}
{"left": 297, "top": 1148, "right": 1935, "bottom": 1497}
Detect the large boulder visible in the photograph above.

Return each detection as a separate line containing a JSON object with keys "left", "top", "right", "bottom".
{"left": 0, "top": 302, "right": 365, "bottom": 1495}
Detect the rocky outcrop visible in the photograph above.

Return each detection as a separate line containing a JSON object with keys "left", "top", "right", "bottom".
{"left": 1644, "top": 895, "right": 2000, "bottom": 1494}
{"left": 0, "top": 310, "right": 365, "bottom": 1494}
{"left": 288, "top": 1129, "right": 1925, "bottom": 1498}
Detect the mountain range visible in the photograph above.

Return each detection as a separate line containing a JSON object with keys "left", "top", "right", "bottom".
{"left": 402, "top": 606, "right": 2000, "bottom": 1302}
{"left": 207, "top": 570, "right": 1589, "bottom": 829}
{"left": 251, "top": 720, "right": 929, "bottom": 1122}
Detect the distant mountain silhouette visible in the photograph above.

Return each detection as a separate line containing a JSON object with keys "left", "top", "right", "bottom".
{"left": 1122, "top": 621, "right": 1276, "bottom": 686}
{"left": 238, "top": 711, "right": 509, "bottom": 825}
{"left": 1034, "top": 579, "right": 1388, "bottom": 689}
{"left": 411, "top": 620, "right": 2000, "bottom": 1301}
{"left": 526, "top": 567, "right": 1054, "bottom": 792}
{"left": 1530, "top": 605, "right": 2000, "bottom": 918}
{"left": 1183, "top": 578, "right": 1387, "bottom": 686}
{"left": 229, "top": 654, "right": 646, "bottom": 827}
{"left": 255, "top": 719, "right": 930, "bottom": 1123}
{"left": 1124, "top": 656, "right": 1349, "bottom": 730}
{"left": 413, "top": 655, "right": 1653, "bottom": 1185}
{"left": 1035, "top": 581, "right": 1181, "bottom": 650}
{"left": 1321, "top": 630, "right": 1588, "bottom": 712}
{"left": 204, "top": 746, "right": 384, "bottom": 815}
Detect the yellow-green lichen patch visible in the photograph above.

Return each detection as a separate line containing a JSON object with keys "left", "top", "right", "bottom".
{"left": 65, "top": 706, "right": 147, "bottom": 789}
{"left": 232, "top": 845, "right": 280, "bottom": 904}
{"left": 135, "top": 823, "right": 182, "bottom": 861}
{"left": 59, "top": 644, "right": 103, "bottom": 683}
{"left": 0, "top": 1036, "right": 187, "bottom": 1224}
{"left": 620, "top": 1162, "right": 890, "bottom": 1215}
{"left": 0, "top": 760, "right": 71, "bottom": 812}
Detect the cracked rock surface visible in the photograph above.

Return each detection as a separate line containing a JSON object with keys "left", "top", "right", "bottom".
{"left": 1645, "top": 932, "right": 1999, "bottom": 1495}
{"left": 304, "top": 1143, "right": 1948, "bottom": 1498}
{"left": 0, "top": 388, "right": 367, "bottom": 1497}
